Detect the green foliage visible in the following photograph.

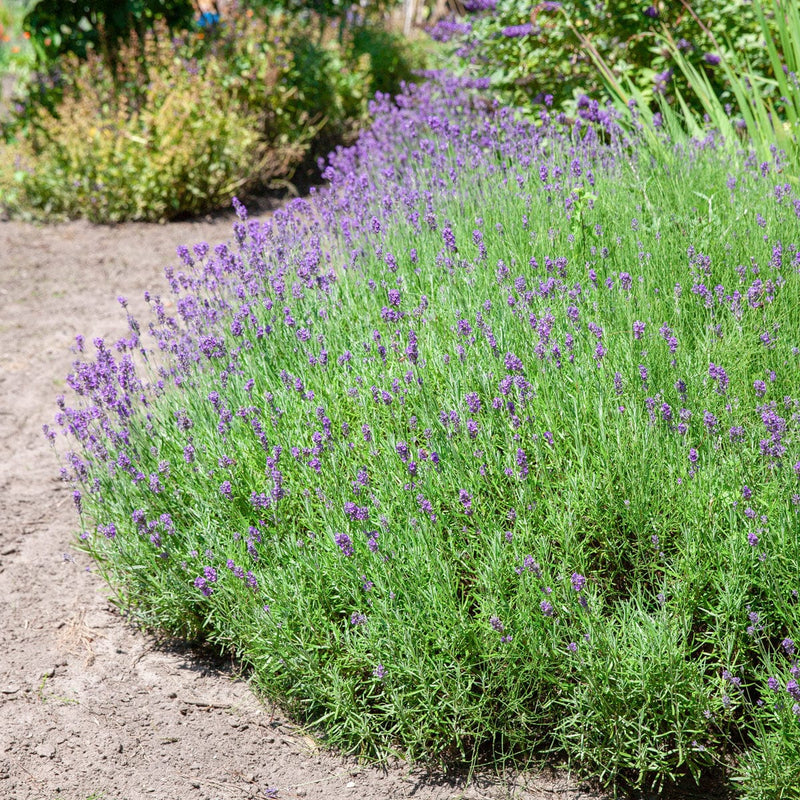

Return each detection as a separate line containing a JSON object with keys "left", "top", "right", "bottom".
{"left": 23, "top": 0, "right": 194, "bottom": 67}
{"left": 0, "top": 12, "right": 303, "bottom": 222}
{"left": 665, "top": 0, "right": 800, "bottom": 170}
{"left": 351, "top": 25, "right": 421, "bottom": 98}
{"left": 585, "top": 0, "right": 800, "bottom": 177}
{"left": 440, "top": 0, "right": 783, "bottom": 116}
{"left": 0, "top": 6, "right": 423, "bottom": 221}
{"left": 242, "top": 0, "right": 399, "bottom": 24}
{"left": 0, "top": 1, "right": 35, "bottom": 77}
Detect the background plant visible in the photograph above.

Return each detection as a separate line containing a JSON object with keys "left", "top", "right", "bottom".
{"left": 0, "top": 1, "right": 36, "bottom": 103}
{"left": 574, "top": 0, "right": 800, "bottom": 186}
{"left": 0, "top": 12, "right": 299, "bottom": 221}
{"left": 432, "top": 0, "right": 784, "bottom": 116}
{"left": 51, "top": 76, "right": 800, "bottom": 796}
{"left": 22, "top": 0, "right": 194, "bottom": 70}
{"left": 0, "top": 3, "right": 424, "bottom": 221}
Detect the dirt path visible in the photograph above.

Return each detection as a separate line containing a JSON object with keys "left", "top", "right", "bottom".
{"left": 0, "top": 208, "right": 602, "bottom": 800}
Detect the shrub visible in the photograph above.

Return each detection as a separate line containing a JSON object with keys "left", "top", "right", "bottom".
{"left": 50, "top": 76, "right": 800, "bottom": 794}
{"left": 0, "top": 13, "right": 304, "bottom": 221}
{"left": 433, "top": 0, "right": 784, "bottom": 115}
{"left": 0, "top": 3, "right": 425, "bottom": 221}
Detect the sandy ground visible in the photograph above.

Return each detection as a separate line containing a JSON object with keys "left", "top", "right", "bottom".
{"left": 0, "top": 206, "right": 605, "bottom": 800}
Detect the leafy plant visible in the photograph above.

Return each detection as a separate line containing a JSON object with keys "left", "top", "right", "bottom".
{"left": 51, "top": 76, "right": 800, "bottom": 795}
{"left": 22, "top": 0, "right": 194, "bottom": 69}
{"left": 433, "top": 0, "right": 785, "bottom": 117}
{"left": 574, "top": 0, "right": 800, "bottom": 176}
{"left": 0, "top": 4, "right": 422, "bottom": 221}
{"left": 0, "top": 13, "right": 303, "bottom": 221}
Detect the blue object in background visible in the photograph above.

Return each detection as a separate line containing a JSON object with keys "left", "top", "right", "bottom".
{"left": 197, "top": 11, "right": 220, "bottom": 28}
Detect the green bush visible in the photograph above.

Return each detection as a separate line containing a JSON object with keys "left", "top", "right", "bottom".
{"left": 0, "top": 5, "right": 424, "bottom": 222}
{"left": 436, "top": 0, "right": 783, "bottom": 115}
{"left": 0, "top": 13, "right": 303, "bottom": 221}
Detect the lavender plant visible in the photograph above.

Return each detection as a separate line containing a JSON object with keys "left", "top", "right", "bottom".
{"left": 51, "top": 75, "right": 800, "bottom": 796}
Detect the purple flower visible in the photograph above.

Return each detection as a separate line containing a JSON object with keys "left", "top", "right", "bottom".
{"left": 504, "top": 352, "right": 524, "bottom": 372}
{"left": 220, "top": 480, "right": 232, "bottom": 499}
{"left": 703, "top": 411, "right": 719, "bottom": 432}
{"left": 633, "top": 320, "right": 645, "bottom": 339}
{"left": 373, "top": 664, "right": 386, "bottom": 680}
{"left": 203, "top": 566, "right": 218, "bottom": 582}
{"left": 502, "top": 23, "right": 534, "bottom": 37}
{"left": 344, "top": 502, "right": 369, "bottom": 521}
{"left": 709, "top": 363, "right": 729, "bottom": 395}
{"left": 99, "top": 523, "right": 117, "bottom": 539}
{"left": 704, "top": 53, "right": 721, "bottom": 65}
{"left": 516, "top": 448, "right": 528, "bottom": 479}
{"left": 459, "top": 489, "right": 473, "bottom": 515}
{"left": 335, "top": 532, "right": 354, "bottom": 557}
{"left": 594, "top": 342, "right": 607, "bottom": 363}
{"left": 783, "top": 638, "right": 796, "bottom": 656}
{"left": 540, "top": 600, "right": 554, "bottom": 617}
{"left": 194, "top": 576, "right": 213, "bottom": 596}
{"left": 490, "top": 615, "right": 505, "bottom": 633}
{"left": 567, "top": 305, "right": 580, "bottom": 324}
{"left": 688, "top": 448, "right": 699, "bottom": 464}
{"left": 571, "top": 573, "right": 587, "bottom": 592}
{"left": 516, "top": 555, "right": 541, "bottom": 577}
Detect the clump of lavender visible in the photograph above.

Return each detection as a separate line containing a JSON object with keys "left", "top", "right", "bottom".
{"left": 52, "top": 75, "right": 800, "bottom": 794}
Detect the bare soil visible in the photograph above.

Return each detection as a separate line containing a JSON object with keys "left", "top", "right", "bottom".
{"left": 0, "top": 207, "right": 605, "bottom": 800}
